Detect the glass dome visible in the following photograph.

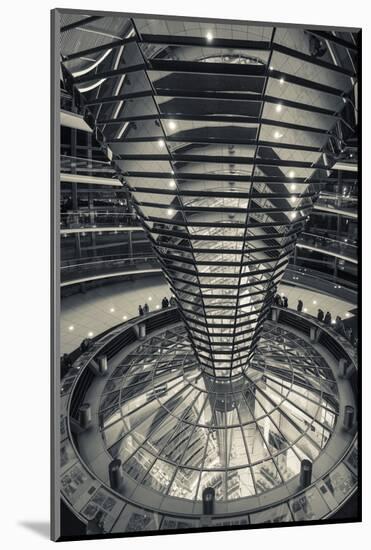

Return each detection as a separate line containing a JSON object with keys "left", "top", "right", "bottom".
{"left": 99, "top": 321, "right": 338, "bottom": 502}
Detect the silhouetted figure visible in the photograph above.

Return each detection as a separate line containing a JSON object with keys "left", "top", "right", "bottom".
{"left": 162, "top": 296, "right": 169, "bottom": 309}
{"left": 274, "top": 293, "right": 280, "bottom": 306}
{"left": 282, "top": 296, "right": 288, "bottom": 308}
{"left": 335, "top": 315, "right": 343, "bottom": 333}
{"left": 346, "top": 327, "right": 353, "bottom": 344}
{"left": 143, "top": 303, "right": 149, "bottom": 315}
{"left": 170, "top": 296, "right": 176, "bottom": 307}
{"left": 317, "top": 309, "right": 324, "bottom": 322}
{"left": 138, "top": 305, "right": 144, "bottom": 316}
{"left": 297, "top": 299, "right": 303, "bottom": 312}
{"left": 324, "top": 311, "right": 332, "bottom": 325}
{"left": 80, "top": 338, "right": 92, "bottom": 352}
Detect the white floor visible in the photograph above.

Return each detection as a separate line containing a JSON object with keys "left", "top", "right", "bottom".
{"left": 60, "top": 276, "right": 355, "bottom": 354}
{"left": 61, "top": 275, "right": 170, "bottom": 353}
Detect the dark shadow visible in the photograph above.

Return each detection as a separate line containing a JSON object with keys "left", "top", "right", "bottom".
{"left": 18, "top": 521, "right": 49, "bottom": 539}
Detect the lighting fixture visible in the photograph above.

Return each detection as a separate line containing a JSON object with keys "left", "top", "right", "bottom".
{"left": 206, "top": 31, "right": 213, "bottom": 41}
{"left": 68, "top": 325, "right": 74, "bottom": 331}
{"left": 88, "top": 332, "right": 94, "bottom": 337}
{"left": 279, "top": 77, "right": 285, "bottom": 84}
{"left": 158, "top": 139, "right": 165, "bottom": 148}
{"left": 169, "top": 179, "right": 176, "bottom": 188}
{"left": 168, "top": 120, "right": 177, "bottom": 130}
{"left": 110, "top": 307, "right": 115, "bottom": 313}
{"left": 276, "top": 104, "right": 282, "bottom": 113}
{"left": 288, "top": 170, "right": 295, "bottom": 178}
{"left": 167, "top": 208, "right": 175, "bottom": 216}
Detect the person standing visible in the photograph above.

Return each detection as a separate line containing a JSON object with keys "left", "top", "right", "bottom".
{"left": 324, "top": 311, "right": 332, "bottom": 325}
{"left": 297, "top": 299, "right": 303, "bottom": 312}
{"left": 162, "top": 296, "right": 169, "bottom": 309}
{"left": 282, "top": 296, "right": 288, "bottom": 308}
{"left": 317, "top": 309, "right": 324, "bottom": 322}
{"left": 143, "top": 303, "right": 149, "bottom": 315}
{"left": 138, "top": 304, "right": 144, "bottom": 316}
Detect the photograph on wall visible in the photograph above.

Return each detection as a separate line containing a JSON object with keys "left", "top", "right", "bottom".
{"left": 51, "top": 8, "right": 361, "bottom": 541}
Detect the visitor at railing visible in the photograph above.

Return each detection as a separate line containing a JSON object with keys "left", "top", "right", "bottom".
{"left": 297, "top": 299, "right": 303, "bottom": 312}
{"left": 162, "top": 296, "right": 170, "bottom": 309}
{"left": 143, "top": 303, "right": 150, "bottom": 315}
{"left": 282, "top": 296, "right": 288, "bottom": 308}
{"left": 138, "top": 305, "right": 144, "bottom": 317}
{"left": 170, "top": 296, "right": 176, "bottom": 307}
{"left": 324, "top": 311, "right": 332, "bottom": 325}
{"left": 317, "top": 309, "right": 324, "bottom": 322}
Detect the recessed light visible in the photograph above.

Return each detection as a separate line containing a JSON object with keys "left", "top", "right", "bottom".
{"left": 279, "top": 77, "right": 285, "bottom": 85}
{"left": 110, "top": 307, "right": 115, "bottom": 313}
{"left": 148, "top": 296, "right": 152, "bottom": 301}
{"left": 269, "top": 65, "right": 274, "bottom": 71}
{"left": 313, "top": 300, "right": 317, "bottom": 305}
{"left": 290, "top": 183, "right": 297, "bottom": 192}
{"left": 290, "top": 211, "right": 297, "bottom": 219}
{"left": 88, "top": 331, "right": 94, "bottom": 337}
{"left": 331, "top": 319, "right": 336, "bottom": 324}
{"left": 156, "top": 304, "right": 160, "bottom": 309}
{"left": 68, "top": 325, "right": 74, "bottom": 331}
{"left": 158, "top": 139, "right": 165, "bottom": 148}
{"left": 123, "top": 315, "right": 127, "bottom": 320}
{"left": 345, "top": 312, "right": 350, "bottom": 318}
{"left": 273, "top": 130, "right": 282, "bottom": 139}
{"left": 168, "top": 120, "right": 177, "bottom": 130}
{"left": 169, "top": 179, "right": 176, "bottom": 188}
{"left": 290, "top": 196, "right": 298, "bottom": 205}
{"left": 206, "top": 31, "right": 213, "bottom": 41}
{"left": 303, "top": 308, "right": 308, "bottom": 313}
{"left": 276, "top": 104, "right": 282, "bottom": 113}
{"left": 288, "top": 170, "right": 295, "bottom": 178}
{"left": 167, "top": 208, "right": 175, "bottom": 216}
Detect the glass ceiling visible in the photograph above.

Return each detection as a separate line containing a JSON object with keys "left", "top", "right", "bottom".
{"left": 98, "top": 322, "right": 338, "bottom": 502}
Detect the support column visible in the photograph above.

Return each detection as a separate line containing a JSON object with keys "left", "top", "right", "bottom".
{"left": 97, "top": 355, "right": 108, "bottom": 376}
{"left": 109, "top": 459, "right": 123, "bottom": 491}
{"left": 202, "top": 487, "right": 215, "bottom": 515}
{"left": 343, "top": 405, "right": 355, "bottom": 430}
{"left": 300, "top": 459, "right": 312, "bottom": 489}
{"left": 78, "top": 403, "right": 92, "bottom": 430}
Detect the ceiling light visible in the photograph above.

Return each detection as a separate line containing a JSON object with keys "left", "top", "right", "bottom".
{"left": 279, "top": 77, "right": 285, "bottom": 85}
{"left": 290, "top": 183, "right": 297, "bottom": 192}
{"left": 158, "top": 139, "right": 165, "bottom": 148}
{"left": 290, "top": 211, "right": 297, "bottom": 220}
{"left": 345, "top": 312, "right": 350, "bottom": 318}
{"left": 169, "top": 179, "right": 176, "bottom": 188}
{"left": 290, "top": 196, "right": 298, "bottom": 205}
{"left": 123, "top": 315, "right": 127, "bottom": 320}
{"left": 168, "top": 120, "right": 177, "bottom": 130}
{"left": 206, "top": 31, "right": 213, "bottom": 41}
{"left": 110, "top": 307, "right": 115, "bottom": 313}
{"left": 167, "top": 208, "right": 175, "bottom": 216}
{"left": 88, "top": 331, "right": 94, "bottom": 337}
{"left": 68, "top": 325, "right": 74, "bottom": 331}
{"left": 331, "top": 319, "right": 336, "bottom": 324}
{"left": 304, "top": 308, "right": 308, "bottom": 313}
{"left": 288, "top": 170, "right": 295, "bottom": 178}
{"left": 276, "top": 104, "right": 282, "bottom": 113}
{"left": 148, "top": 296, "right": 152, "bottom": 301}
{"left": 313, "top": 300, "right": 317, "bottom": 305}
{"left": 269, "top": 65, "right": 274, "bottom": 71}
{"left": 273, "top": 130, "right": 282, "bottom": 139}
{"left": 156, "top": 304, "right": 160, "bottom": 309}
